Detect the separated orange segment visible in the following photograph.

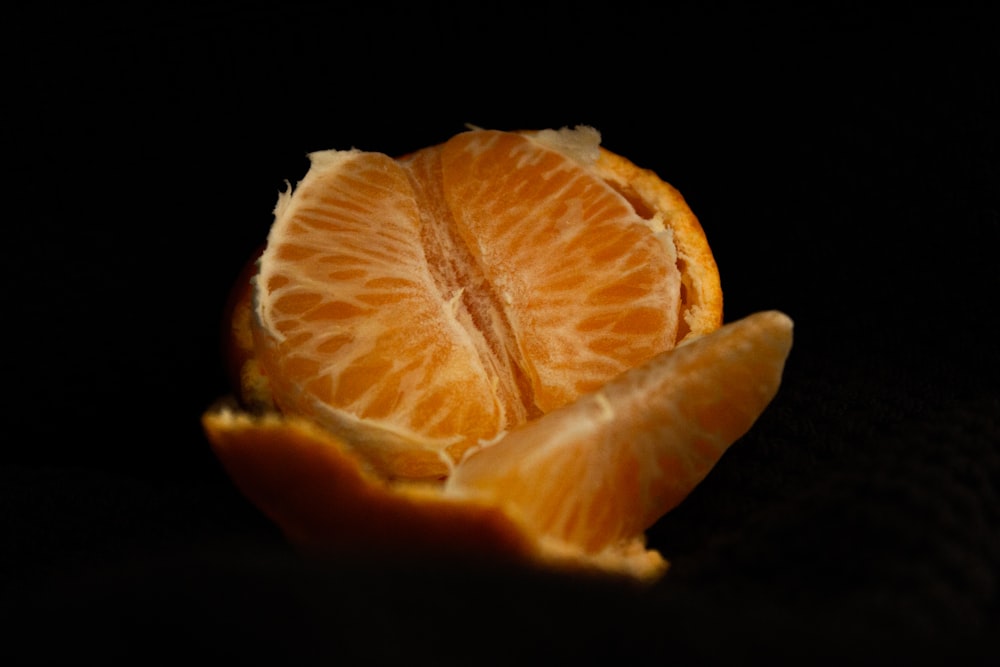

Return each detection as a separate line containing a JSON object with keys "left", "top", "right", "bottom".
{"left": 446, "top": 311, "right": 793, "bottom": 554}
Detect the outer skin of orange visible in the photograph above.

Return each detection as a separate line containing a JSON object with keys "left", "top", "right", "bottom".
{"left": 203, "top": 411, "right": 535, "bottom": 561}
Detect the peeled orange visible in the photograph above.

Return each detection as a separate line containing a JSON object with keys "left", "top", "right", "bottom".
{"left": 203, "top": 126, "right": 792, "bottom": 582}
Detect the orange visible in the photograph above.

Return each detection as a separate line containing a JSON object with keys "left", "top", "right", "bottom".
{"left": 202, "top": 126, "right": 792, "bottom": 581}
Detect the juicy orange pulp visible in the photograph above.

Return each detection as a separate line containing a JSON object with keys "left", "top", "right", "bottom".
{"left": 251, "top": 128, "right": 702, "bottom": 480}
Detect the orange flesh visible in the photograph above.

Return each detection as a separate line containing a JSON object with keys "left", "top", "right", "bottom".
{"left": 252, "top": 130, "right": 682, "bottom": 478}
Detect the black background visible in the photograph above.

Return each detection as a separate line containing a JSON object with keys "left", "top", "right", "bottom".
{"left": 5, "top": 3, "right": 999, "bottom": 664}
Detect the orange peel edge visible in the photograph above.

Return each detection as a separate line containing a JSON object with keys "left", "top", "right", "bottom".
{"left": 202, "top": 406, "right": 669, "bottom": 583}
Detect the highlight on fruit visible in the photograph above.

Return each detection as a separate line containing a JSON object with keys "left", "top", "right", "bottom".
{"left": 202, "top": 126, "right": 793, "bottom": 582}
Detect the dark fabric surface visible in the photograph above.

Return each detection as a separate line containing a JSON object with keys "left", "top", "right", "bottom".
{"left": 5, "top": 4, "right": 998, "bottom": 664}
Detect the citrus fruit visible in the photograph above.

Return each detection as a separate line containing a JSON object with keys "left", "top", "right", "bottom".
{"left": 202, "top": 126, "right": 792, "bottom": 581}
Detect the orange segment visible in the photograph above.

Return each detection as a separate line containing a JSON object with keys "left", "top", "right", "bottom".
{"left": 433, "top": 129, "right": 681, "bottom": 412}
{"left": 445, "top": 310, "right": 793, "bottom": 554}
{"left": 254, "top": 149, "right": 513, "bottom": 478}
